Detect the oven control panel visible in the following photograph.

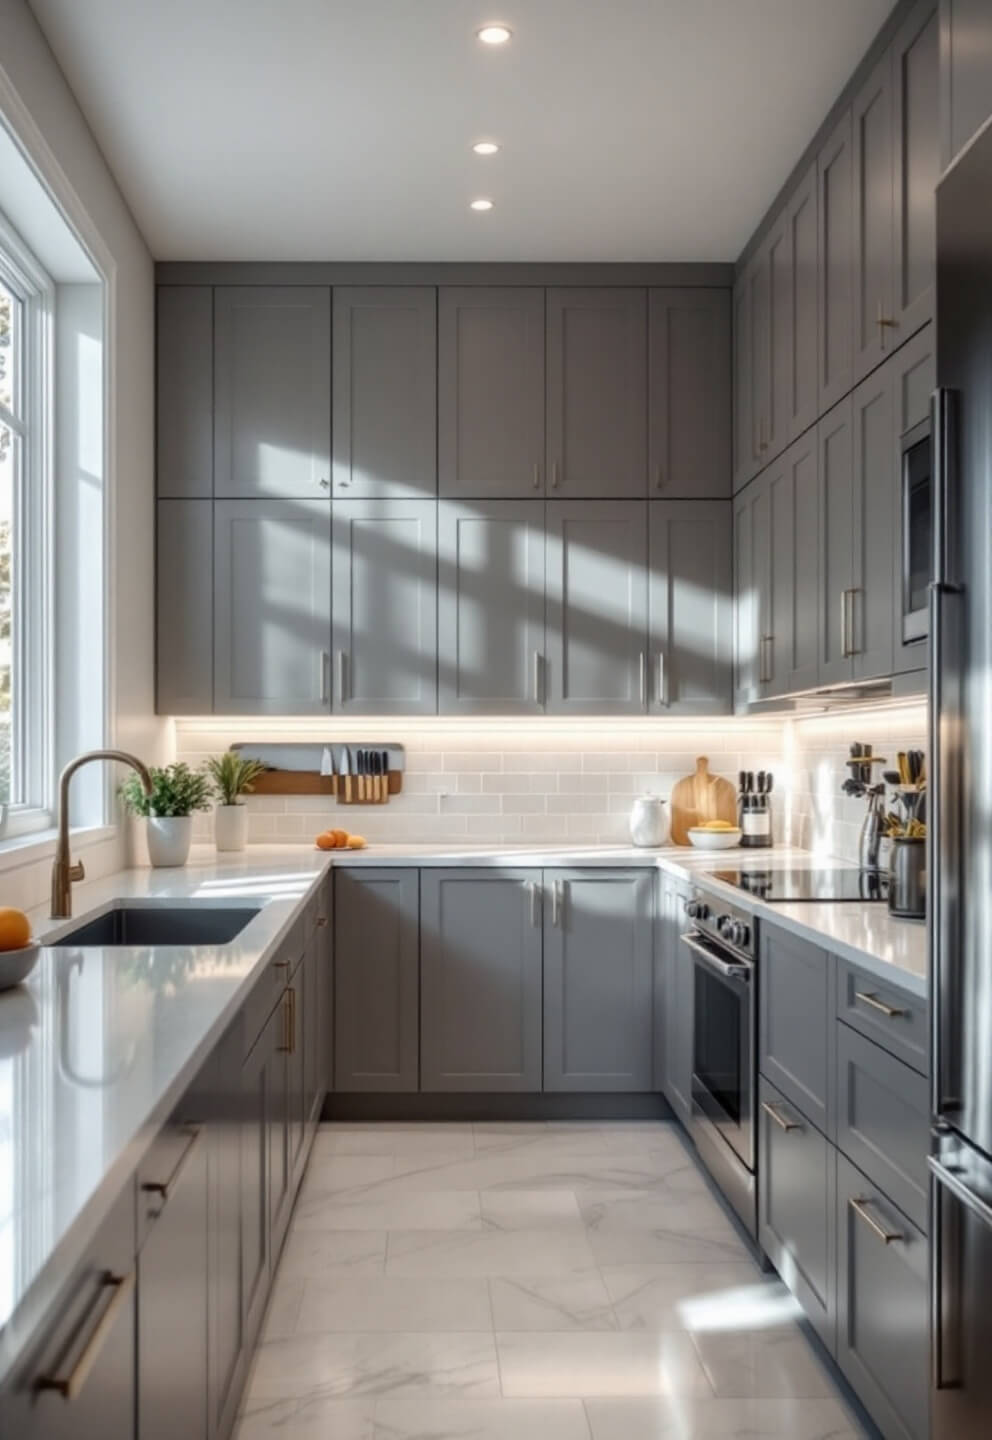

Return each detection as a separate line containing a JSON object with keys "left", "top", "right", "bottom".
{"left": 683, "top": 887, "right": 757, "bottom": 962}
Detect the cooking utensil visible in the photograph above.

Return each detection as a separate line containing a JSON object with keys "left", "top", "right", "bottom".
{"left": 340, "top": 746, "right": 352, "bottom": 804}
{"left": 670, "top": 757, "right": 738, "bottom": 845}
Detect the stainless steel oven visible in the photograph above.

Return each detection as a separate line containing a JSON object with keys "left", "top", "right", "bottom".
{"left": 900, "top": 415, "right": 932, "bottom": 643}
{"left": 681, "top": 889, "right": 757, "bottom": 1239}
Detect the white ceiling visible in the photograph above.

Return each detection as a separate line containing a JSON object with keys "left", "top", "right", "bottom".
{"left": 29, "top": 0, "right": 895, "bottom": 263}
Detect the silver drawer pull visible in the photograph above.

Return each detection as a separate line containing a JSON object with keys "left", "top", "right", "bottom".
{"left": 854, "top": 990, "right": 906, "bottom": 1019}
{"left": 849, "top": 1195, "right": 904, "bottom": 1245}
{"left": 36, "top": 1270, "right": 135, "bottom": 1400}
{"left": 527, "top": 880, "right": 541, "bottom": 928}
{"left": 760, "top": 1100, "right": 801, "bottom": 1132}
{"left": 141, "top": 1124, "right": 203, "bottom": 1204}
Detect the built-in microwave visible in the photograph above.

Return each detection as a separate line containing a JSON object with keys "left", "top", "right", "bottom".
{"left": 901, "top": 416, "right": 931, "bottom": 644}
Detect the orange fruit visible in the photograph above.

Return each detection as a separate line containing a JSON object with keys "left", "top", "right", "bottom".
{"left": 315, "top": 832, "right": 336, "bottom": 851}
{"left": 0, "top": 908, "right": 31, "bottom": 951}
{"left": 330, "top": 829, "right": 349, "bottom": 848}
{"left": 346, "top": 835, "right": 367, "bottom": 850}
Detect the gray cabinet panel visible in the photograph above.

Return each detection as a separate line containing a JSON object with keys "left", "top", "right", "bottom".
{"left": 851, "top": 363, "right": 896, "bottom": 680}
{"left": 333, "top": 286, "right": 437, "bottom": 498}
{"left": 437, "top": 500, "right": 545, "bottom": 714}
{"left": 649, "top": 500, "right": 732, "bottom": 714}
{"left": 788, "top": 164, "right": 820, "bottom": 443}
{"left": 214, "top": 287, "right": 330, "bottom": 499}
{"left": 547, "top": 287, "right": 647, "bottom": 497}
{"left": 766, "top": 213, "right": 792, "bottom": 464}
{"left": 207, "top": 1020, "right": 246, "bottom": 1440}
{"left": 268, "top": 992, "right": 293, "bottom": 1266}
{"left": 241, "top": 1003, "right": 276, "bottom": 1346}
{"left": 733, "top": 476, "right": 770, "bottom": 709}
{"left": 748, "top": 250, "right": 771, "bottom": 468}
{"left": 332, "top": 499, "right": 437, "bottom": 714}
{"left": 546, "top": 501, "right": 648, "bottom": 713}
{"left": 543, "top": 869, "right": 654, "bottom": 1092}
{"left": 648, "top": 288, "right": 731, "bottom": 498}
{"left": 334, "top": 869, "right": 419, "bottom": 1092}
{"left": 767, "top": 432, "right": 819, "bottom": 696}
{"left": 853, "top": 52, "right": 895, "bottom": 383}
{"left": 420, "top": 870, "right": 543, "bottom": 1092}
{"left": 438, "top": 287, "right": 544, "bottom": 498}
{"left": 894, "top": 2, "right": 938, "bottom": 340}
{"left": 836, "top": 1022, "right": 930, "bottom": 1232}
{"left": 157, "top": 285, "right": 212, "bottom": 498}
{"left": 759, "top": 925, "right": 832, "bottom": 1135}
{"left": 214, "top": 499, "right": 331, "bottom": 715}
{"left": 657, "top": 875, "right": 693, "bottom": 1125}
{"left": 732, "top": 271, "right": 753, "bottom": 491}
{"left": 892, "top": 323, "right": 935, "bottom": 675}
{"left": 818, "top": 110, "right": 855, "bottom": 412}
{"left": 157, "top": 499, "right": 213, "bottom": 714}
{"left": 939, "top": 0, "right": 992, "bottom": 170}
{"left": 758, "top": 1076, "right": 836, "bottom": 1354}
{"left": 836, "top": 1153, "right": 928, "bottom": 1440}
{"left": 817, "top": 396, "right": 855, "bottom": 687}
{"left": 836, "top": 957, "right": 929, "bottom": 1075}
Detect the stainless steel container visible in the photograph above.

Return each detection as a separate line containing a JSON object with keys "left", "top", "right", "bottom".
{"left": 888, "top": 836, "right": 926, "bottom": 919}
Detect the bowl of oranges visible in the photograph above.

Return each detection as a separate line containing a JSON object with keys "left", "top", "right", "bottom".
{"left": 315, "top": 829, "right": 367, "bottom": 852}
{"left": 687, "top": 820, "right": 742, "bottom": 851}
{"left": 0, "top": 907, "right": 40, "bottom": 990}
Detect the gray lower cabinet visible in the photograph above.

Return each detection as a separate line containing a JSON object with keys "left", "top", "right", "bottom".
{"left": 332, "top": 286, "right": 436, "bottom": 498}
{"left": 304, "top": 914, "right": 329, "bottom": 1130}
{"left": 438, "top": 287, "right": 545, "bottom": 497}
{"left": 657, "top": 872, "right": 693, "bottom": 1126}
{"left": 836, "top": 956, "right": 929, "bottom": 1075}
{"left": 420, "top": 870, "right": 543, "bottom": 1091}
{"left": 207, "top": 1020, "right": 246, "bottom": 1440}
{"left": 214, "top": 286, "right": 331, "bottom": 500}
{"left": 332, "top": 499, "right": 437, "bottom": 714}
{"left": 648, "top": 288, "right": 731, "bottom": 498}
{"left": 334, "top": 868, "right": 420, "bottom": 1092}
{"left": 157, "top": 285, "right": 212, "bottom": 498}
{"left": 437, "top": 500, "right": 545, "bottom": 714}
{"left": 818, "top": 110, "right": 855, "bottom": 414}
{"left": 546, "top": 501, "right": 649, "bottom": 713}
{"left": 543, "top": 869, "right": 654, "bottom": 1092}
{"left": 157, "top": 499, "right": 213, "bottom": 713}
{"left": 939, "top": 0, "right": 992, "bottom": 171}
{"left": 214, "top": 499, "right": 332, "bottom": 715}
{"left": 758, "top": 1076, "right": 836, "bottom": 1354}
{"left": 759, "top": 926, "right": 832, "bottom": 1135}
{"left": 836, "top": 1152, "right": 928, "bottom": 1440}
{"left": 241, "top": 1003, "right": 278, "bottom": 1345}
{"left": 648, "top": 500, "right": 732, "bottom": 714}
{"left": 817, "top": 396, "right": 856, "bottom": 688}
{"left": 546, "top": 287, "right": 647, "bottom": 497}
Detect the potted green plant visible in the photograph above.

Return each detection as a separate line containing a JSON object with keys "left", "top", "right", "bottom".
{"left": 120, "top": 762, "right": 212, "bottom": 867}
{"left": 206, "top": 751, "right": 268, "bottom": 852}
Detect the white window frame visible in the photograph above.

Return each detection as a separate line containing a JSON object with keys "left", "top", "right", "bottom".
{"left": 0, "top": 212, "right": 55, "bottom": 838}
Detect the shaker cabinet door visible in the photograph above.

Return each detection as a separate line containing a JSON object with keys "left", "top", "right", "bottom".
{"left": 767, "top": 431, "right": 819, "bottom": 697}
{"left": 157, "top": 499, "right": 213, "bottom": 714}
{"left": 818, "top": 110, "right": 855, "bottom": 413}
{"left": 893, "top": 0, "right": 938, "bottom": 340}
{"left": 649, "top": 500, "right": 732, "bottom": 714}
{"left": 732, "top": 270, "right": 754, "bottom": 491}
{"left": 787, "top": 163, "right": 820, "bottom": 443}
{"left": 157, "top": 285, "right": 213, "bottom": 498}
{"left": 851, "top": 362, "right": 896, "bottom": 681}
{"left": 817, "top": 397, "right": 855, "bottom": 688}
{"left": 648, "top": 288, "right": 731, "bottom": 498}
{"left": 733, "top": 475, "right": 770, "bottom": 709}
{"left": 852, "top": 52, "right": 896, "bottom": 383}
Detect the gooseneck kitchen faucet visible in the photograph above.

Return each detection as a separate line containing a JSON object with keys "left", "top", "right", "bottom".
{"left": 51, "top": 750, "right": 154, "bottom": 918}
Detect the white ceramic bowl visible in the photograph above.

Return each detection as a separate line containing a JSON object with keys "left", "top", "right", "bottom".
{"left": 687, "top": 828, "right": 741, "bottom": 851}
{"left": 0, "top": 942, "right": 40, "bottom": 991}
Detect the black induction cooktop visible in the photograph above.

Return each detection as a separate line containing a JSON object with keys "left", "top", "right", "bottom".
{"left": 709, "top": 868, "right": 889, "bottom": 902}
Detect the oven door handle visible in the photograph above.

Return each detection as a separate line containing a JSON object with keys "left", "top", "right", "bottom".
{"left": 680, "top": 930, "right": 752, "bottom": 983}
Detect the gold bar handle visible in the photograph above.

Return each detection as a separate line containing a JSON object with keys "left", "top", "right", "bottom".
{"left": 854, "top": 990, "right": 906, "bottom": 1019}
{"left": 850, "top": 1195, "right": 904, "bottom": 1244}
{"left": 760, "top": 1100, "right": 801, "bottom": 1132}
{"left": 551, "top": 460, "right": 560, "bottom": 489}
{"left": 533, "top": 462, "right": 541, "bottom": 491}
{"left": 141, "top": 1124, "right": 203, "bottom": 1204}
{"left": 36, "top": 1271, "right": 135, "bottom": 1401}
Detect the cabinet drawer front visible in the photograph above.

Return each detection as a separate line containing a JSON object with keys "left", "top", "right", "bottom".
{"left": 836, "top": 959, "right": 927, "bottom": 1074}
{"left": 757, "top": 1077, "right": 835, "bottom": 1353}
{"left": 836, "top": 1023, "right": 929, "bottom": 1232}
{"left": 836, "top": 1153, "right": 927, "bottom": 1440}
{"left": 759, "top": 926, "right": 831, "bottom": 1133}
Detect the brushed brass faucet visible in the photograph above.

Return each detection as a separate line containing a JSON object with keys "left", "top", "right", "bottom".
{"left": 51, "top": 750, "right": 154, "bottom": 918}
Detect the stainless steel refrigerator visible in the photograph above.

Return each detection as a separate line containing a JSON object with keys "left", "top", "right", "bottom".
{"left": 930, "top": 116, "right": 992, "bottom": 1437}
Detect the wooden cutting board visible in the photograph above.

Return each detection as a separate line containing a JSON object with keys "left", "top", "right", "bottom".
{"left": 670, "top": 756, "right": 738, "bottom": 845}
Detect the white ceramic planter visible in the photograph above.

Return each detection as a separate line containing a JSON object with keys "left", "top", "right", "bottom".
{"left": 214, "top": 804, "right": 248, "bottom": 853}
{"left": 146, "top": 815, "right": 193, "bottom": 868}
{"left": 629, "top": 794, "right": 671, "bottom": 847}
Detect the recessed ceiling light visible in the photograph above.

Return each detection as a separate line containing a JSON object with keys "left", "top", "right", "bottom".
{"left": 477, "top": 24, "right": 512, "bottom": 45}
{"left": 470, "top": 198, "right": 494, "bottom": 212}
{"left": 472, "top": 141, "right": 500, "bottom": 156}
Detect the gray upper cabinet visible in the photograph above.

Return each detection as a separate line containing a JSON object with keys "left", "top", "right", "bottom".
{"left": 649, "top": 500, "right": 732, "bottom": 714}
{"left": 817, "top": 396, "right": 856, "bottom": 687}
{"left": 787, "top": 164, "right": 820, "bottom": 443}
{"left": 333, "top": 286, "right": 436, "bottom": 499}
{"left": 437, "top": 500, "right": 545, "bottom": 714}
{"left": 733, "top": 476, "right": 770, "bottom": 709}
{"left": 765, "top": 212, "right": 792, "bottom": 464}
{"left": 891, "top": 322, "right": 935, "bottom": 673}
{"left": 546, "top": 287, "right": 647, "bottom": 497}
{"left": 648, "top": 288, "right": 731, "bottom": 498}
{"left": 543, "top": 869, "right": 654, "bottom": 1092}
{"left": 766, "top": 430, "right": 820, "bottom": 697}
{"left": 939, "top": 0, "right": 992, "bottom": 171}
{"left": 438, "top": 287, "right": 544, "bottom": 498}
{"left": 894, "top": 1, "right": 938, "bottom": 338}
{"left": 334, "top": 869, "right": 420, "bottom": 1092}
{"left": 420, "top": 870, "right": 543, "bottom": 1092}
{"left": 852, "top": 52, "right": 896, "bottom": 383}
{"left": 214, "top": 499, "right": 331, "bottom": 715}
{"left": 851, "top": 362, "right": 896, "bottom": 681}
{"left": 157, "top": 500, "right": 213, "bottom": 714}
{"left": 214, "top": 287, "right": 331, "bottom": 499}
{"left": 332, "top": 499, "right": 437, "bottom": 714}
{"left": 157, "top": 286, "right": 212, "bottom": 498}
{"left": 818, "top": 110, "right": 855, "bottom": 412}
{"left": 748, "top": 250, "right": 771, "bottom": 470}
{"left": 546, "top": 501, "right": 648, "bottom": 713}
{"left": 732, "top": 270, "right": 754, "bottom": 491}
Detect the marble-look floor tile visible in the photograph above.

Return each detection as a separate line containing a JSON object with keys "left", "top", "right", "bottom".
{"left": 489, "top": 1272, "right": 617, "bottom": 1331}
{"left": 236, "top": 1393, "right": 376, "bottom": 1440}
{"left": 481, "top": 1188, "right": 583, "bottom": 1230}
{"left": 315, "top": 1124, "right": 476, "bottom": 1160}
{"left": 581, "top": 1192, "right": 746, "bottom": 1266}
{"left": 384, "top": 1150, "right": 694, "bottom": 1195}
{"left": 260, "top": 1276, "right": 305, "bottom": 1341}
{"left": 386, "top": 1227, "right": 597, "bottom": 1278}
{"left": 294, "top": 1189, "right": 482, "bottom": 1233}
{"left": 247, "top": 1331, "right": 501, "bottom": 1402}
{"left": 691, "top": 1325, "right": 837, "bottom": 1399}
{"left": 295, "top": 1275, "right": 492, "bottom": 1334}
{"left": 277, "top": 1229, "right": 388, "bottom": 1281}
{"left": 297, "top": 1154, "right": 396, "bottom": 1196}
{"left": 601, "top": 1263, "right": 797, "bottom": 1333}
{"left": 495, "top": 1331, "right": 712, "bottom": 1398}
{"left": 583, "top": 1396, "right": 867, "bottom": 1439}
{"left": 373, "top": 1394, "right": 592, "bottom": 1439}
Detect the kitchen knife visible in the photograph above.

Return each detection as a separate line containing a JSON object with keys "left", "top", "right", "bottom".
{"left": 320, "top": 746, "right": 336, "bottom": 796}
{"left": 757, "top": 770, "right": 765, "bottom": 795}
{"left": 382, "top": 749, "right": 390, "bottom": 803}
{"left": 358, "top": 748, "right": 366, "bottom": 802}
{"left": 341, "top": 746, "right": 352, "bottom": 804}
{"left": 739, "top": 769, "right": 746, "bottom": 794}
{"left": 371, "top": 749, "right": 380, "bottom": 803}
{"left": 746, "top": 771, "right": 754, "bottom": 795}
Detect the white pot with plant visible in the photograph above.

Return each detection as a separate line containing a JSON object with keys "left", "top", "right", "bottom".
{"left": 120, "top": 763, "right": 213, "bottom": 868}
{"left": 206, "top": 752, "right": 267, "bottom": 852}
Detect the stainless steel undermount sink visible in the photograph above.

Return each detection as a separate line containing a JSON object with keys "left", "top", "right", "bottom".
{"left": 50, "top": 903, "right": 262, "bottom": 948}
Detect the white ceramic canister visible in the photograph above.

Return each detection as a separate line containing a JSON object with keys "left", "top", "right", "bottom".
{"left": 146, "top": 815, "right": 194, "bottom": 868}
{"left": 629, "top": 794, "right": 671, "bottom": 848}
{"left": 214, "top": 804, "right": 248, "bottom": 853}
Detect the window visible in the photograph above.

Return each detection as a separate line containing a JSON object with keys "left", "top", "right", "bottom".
{"left": 0, "top": 218, "right": 53, "bottom": 836}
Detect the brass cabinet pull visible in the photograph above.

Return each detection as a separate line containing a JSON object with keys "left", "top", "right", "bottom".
{"left": 655, "top": 464, "right": 665, "bottom": 491}
{"left": 876, "top": 299, "right": 897, "bottom": 349}
{"left": 316, "top": 915, "right": 328, "bottom": 928}
{"left": 532, "top": 462, "right": 541, "bottom": 490}
{"left": 850, "top": 1195, "right": 904, "bottom": 1245}
{"left": 141, "top": 1124, "right": 203, "bottom": 1204}
{"left": 761, "top": 1100, "right": 801, "bottom": 1132}
{"left": 551, "top": 461, "right": 560, "bottom": 489}
{"left": 854, "top": 989, "right": 906, "bottom": 1019}
{"left": 36, "top": 1271, "right": 135, "bottom": 1401}
{"left": 278, "top": 987, "right": 296, "bottom": 1053}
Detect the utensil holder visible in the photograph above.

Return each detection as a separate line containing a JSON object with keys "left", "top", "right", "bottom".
{"left": 888, "top": 836, "right": 926, "bottom": 919}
